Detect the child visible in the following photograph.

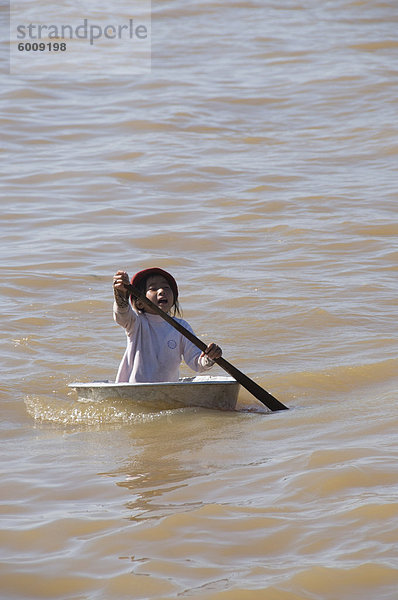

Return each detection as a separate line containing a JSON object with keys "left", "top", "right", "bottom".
{"left": 113, "top": 267, "right": 222, "bottom": 383}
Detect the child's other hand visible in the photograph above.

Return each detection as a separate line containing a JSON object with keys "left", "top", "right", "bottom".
{"left": 201, "top": 343, "right": 222, "bottom": 361}
{"left": 113, "top": 270, "right": 130, "bottom": 292}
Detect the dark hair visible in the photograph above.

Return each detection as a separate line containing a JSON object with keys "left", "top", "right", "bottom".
{"left": 132, "top": 276, "right": 182, "bottom": 317}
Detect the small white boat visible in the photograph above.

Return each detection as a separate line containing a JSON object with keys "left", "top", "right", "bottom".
{"left": 68, "top": 375, "right": 240, "bottom": 411}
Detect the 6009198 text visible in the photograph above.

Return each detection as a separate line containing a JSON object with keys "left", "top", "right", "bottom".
{"left": 18, "top": 42, "right": 67, "bottom": 52}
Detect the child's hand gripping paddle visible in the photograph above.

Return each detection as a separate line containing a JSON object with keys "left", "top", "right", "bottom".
{"left": 125, "top": 283, "right": 288, "bottom": 412}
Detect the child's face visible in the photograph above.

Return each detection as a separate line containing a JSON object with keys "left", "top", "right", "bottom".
{"left": 139, "top": 275, "right": 175, "bottom": 314}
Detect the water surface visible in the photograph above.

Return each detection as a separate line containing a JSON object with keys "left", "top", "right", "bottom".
{"left": 1, "top": 1, "right": 398, "bottom": 598}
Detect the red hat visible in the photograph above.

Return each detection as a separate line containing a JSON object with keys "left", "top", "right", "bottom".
{"left": 131, "top": 267, "right": 179, "bottom": 300}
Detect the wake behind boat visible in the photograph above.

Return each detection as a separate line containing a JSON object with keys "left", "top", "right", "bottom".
{"left": 69, "top": 376, "right": 240, "bottom": 411}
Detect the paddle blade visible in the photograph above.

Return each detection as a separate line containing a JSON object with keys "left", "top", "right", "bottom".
{"left": 215, "top": 357, "right": 288, "bottom": 411}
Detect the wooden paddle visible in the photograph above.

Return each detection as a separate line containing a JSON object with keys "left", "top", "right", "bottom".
{"left": 125, "top": 283, "right": 288, "bottom": 412}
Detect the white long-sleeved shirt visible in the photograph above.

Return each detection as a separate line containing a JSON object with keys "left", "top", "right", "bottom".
{"left": 113, "top": 302, "right": 214, "bottom": 383}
